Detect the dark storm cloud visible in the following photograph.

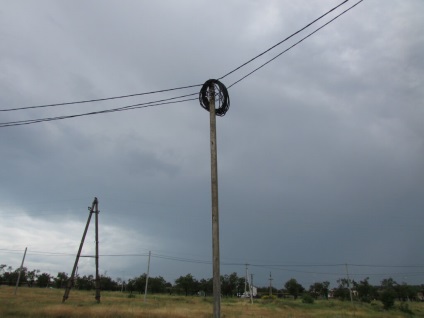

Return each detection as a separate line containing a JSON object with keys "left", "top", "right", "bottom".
{"left": 1, "top": 0, "right": 423, "bottom": 288}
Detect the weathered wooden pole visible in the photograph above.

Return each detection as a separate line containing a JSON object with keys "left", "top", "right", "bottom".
{"left": 209, "top": 82, "right": 221, "bottom": 318}
{"left": 94, "top": 199, "right": 100, "bottom": 303}
{"left": 63, "top": 197, "right": 98, "bottom": 303}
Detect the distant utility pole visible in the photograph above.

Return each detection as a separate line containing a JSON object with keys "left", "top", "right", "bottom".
{"left": 269, "top": 272, "right": 273, "bottom": 296}
{"left": 199, "top": 79, "right": 230, "bottom": 318}
{"left": 144, "top": 251, "right": 151, "bottom": 302}
{"left": 345, "top": 263, "right": 355, "bottom": 311}
{"left": 244, "top": 264, "right": 253, "bottom": 304}
{"left": 250, "top": 273, "right": 254, "bottom": 303}
{"left": 245, "top": 264, "right": 248, "bottom": 295}
{"left": 63, "top": 197, "right": 100, "bottom": 303}
{"left": 94, "top": 198, "right": 100, "bottom": 303}
{"left": 14, "top": 247, "right": 27, "bottom": 295}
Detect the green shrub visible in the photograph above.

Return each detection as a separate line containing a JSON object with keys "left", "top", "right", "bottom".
{"left": 380, "top": 289, "right": 396, "bottom": 310}
{"left": 302, "top": 294, "right": 314, "bottom": 304}
{"left": 399, "top": 302, "right": 414, "bottom": 315}
{"left": 261, "top": 295, "right": 277, "bottom": 300}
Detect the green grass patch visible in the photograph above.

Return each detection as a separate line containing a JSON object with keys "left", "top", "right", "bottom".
{"left": 2, "top": 286, "right": 424, "bottom": 317}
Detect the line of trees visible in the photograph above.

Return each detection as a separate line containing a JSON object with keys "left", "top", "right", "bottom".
{"left": 332, "top": 277, "right": 424, "bottom": 309}
{"left": 282, "top": 277, "right": 424, "bottom": 309}
{"left": 0, "top": 265, "right": 246, "bottom": 296}
{"left": 0, "top": 264, "right": 121, "bottom": 290}
{"left": 2, "top": 264, "right": 423, "bottom": 309}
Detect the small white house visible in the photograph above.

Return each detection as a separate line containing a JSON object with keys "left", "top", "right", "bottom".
{"left": 239, "top": 286, "right": 257, "bottom": 298}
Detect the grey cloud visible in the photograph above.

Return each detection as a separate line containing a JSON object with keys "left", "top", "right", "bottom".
{"left": 1, "top": 0, "right": 423, "bottom": 288}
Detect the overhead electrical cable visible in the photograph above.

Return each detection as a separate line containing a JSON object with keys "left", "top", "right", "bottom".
{"left": 0, "top": 0, "right": 363, "bottom": 128}
{"left": 152, "top": 253, "right": 212, "bottom": 265}
{"left": 1, "top": 0, "right": 351, "bottom": 114}
{"left": 1, "top": 248, "right": 422, "bottom": 278}
{"left": 1, "top": 246, "right": 421, "bottom": 269}
{"left": 0, "top": 93, "right": 198, "bottom": 127}
{"left": 0, "top": 84, "right": 202, "bottom": 112}
{"left": 228, "top": 0, "right": 364, "bottom": 88}
{"left": 218, "top": 0, "right": 350, "bottom": 80}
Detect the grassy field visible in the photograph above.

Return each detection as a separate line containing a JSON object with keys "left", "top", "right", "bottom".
{"left": 1, "top": 286, "right": 423, "bottom": 317}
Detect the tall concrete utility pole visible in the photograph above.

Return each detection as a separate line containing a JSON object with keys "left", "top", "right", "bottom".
{"left": 209, "top": 82, "right": 221, "bottom": 318}
{"left": 199, "top": 79, "right": 230, "bottom": 318}
{"left": 144, "top": 251, "right": 151, "bottom": 302}
{"left": 14, "top": 247, "right": 27, "bottom": 295}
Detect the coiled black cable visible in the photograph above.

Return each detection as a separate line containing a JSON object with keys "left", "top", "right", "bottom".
{"left": 199, "top": 79, "right": 230, "bottom": 117}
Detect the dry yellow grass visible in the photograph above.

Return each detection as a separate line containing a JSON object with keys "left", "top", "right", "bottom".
{"left": 1, "top": 286, "right": 423, "bottom": 317}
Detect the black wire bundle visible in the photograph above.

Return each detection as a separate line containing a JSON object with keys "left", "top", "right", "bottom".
{"left": 199, "top": 79, "right": 230, "bottom": 117}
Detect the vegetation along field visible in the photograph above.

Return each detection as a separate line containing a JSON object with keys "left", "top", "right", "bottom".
{"left": 1, "top": 286, "right": 424, "bottom": 318}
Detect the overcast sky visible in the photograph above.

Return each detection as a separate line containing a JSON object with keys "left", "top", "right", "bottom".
{"left": 1, "top": 0, "right": 423, "bottom": 289}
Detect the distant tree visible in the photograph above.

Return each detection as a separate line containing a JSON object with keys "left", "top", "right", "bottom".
{"left": 380, "top": 278, "right": 397, "bottom": 310}
{"left": 198, "top": 278, "right": 213, "bottom": 296}
{"left": 27, "top": 269, "right": 40, "bottom": 287}
{"left": 257, "top": 285, "right": 278, "bottom": 297}
{"left": 76, "top": 274, "right": 94, "bottom": 290}
{"left": 380, "top": 289, "right": 396, "bottom": 310}
{"left": 175, "top": 274, "right": 198, "bottom": 296}
{"left": 127, "top": 278, "right": 135, "bottom": 294}
{"left": 381, "top": 278, "right": 397, "bottom": 289}
{"left": 100, "top": 275, "right": 118, "bottom": 291}
{"left": 284, "top": 278, "right": 304, "bottom": 300}
{"left": 15, "top": 266, "right": 29, "bottom": 286}
{"left": 54, "top": 272, "right": 68, "bottom": 289}
{"left": 165, "top": 282, "right": 173, "bottom": 295}
{"left": 221, "top": 272, "right": 240, "bottom": 297}
{"left": 2, "top": 266, "right": 18, "bottom": 286}
{"left": 133, "top": 274, "right": 147, "bottom": 294}
{"left": 37, "top": 272, "right": 52, "bottom": 288}
{"left": 354, "top": 277, "right": 377, "bottom": 303}
{"left": 309, "top": 281, "right": 330, "bottom": 299}
{"left": 395, "top": 282, "right": 417, "bottom": 301}
{"left": 333, "top": 278, "right": 353, "bottom": 301}
{"left": 148, "top": 276, "right": 167, "bottom": 293}
{"left": 236, "top": 277, "right": 246, "bottom": 295}
{"left": 418, "top": 285, "right": 424, "bottom": 301}
{"left": 116, "top": 277, "right": 123, "bottom": 291}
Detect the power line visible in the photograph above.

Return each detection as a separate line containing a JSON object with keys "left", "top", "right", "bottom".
{"left": 0, "top": 93, "right": 198, "bottom": 128}
{"left": 1, "top": 1, "right": 349, "bottom": 113}
{"left": 1, "top": 248, "right": 423, "bottom": 278}
{"left": 218, "top": 0, "right": 350, "bottom": 80}
{"left": 228, "top": 0, "right": 364, "bottom": 89}
{"left": 0, "top": 84, "right": 202, "bottom": 112}
{"left": 0, "top": 0, "right": 364, "bottom": 128}
{"left": 152, "top": 253, "right": 211, "bottom": 265}
{"left": 1, "top": 248, "right": 423, "bottom": 269}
